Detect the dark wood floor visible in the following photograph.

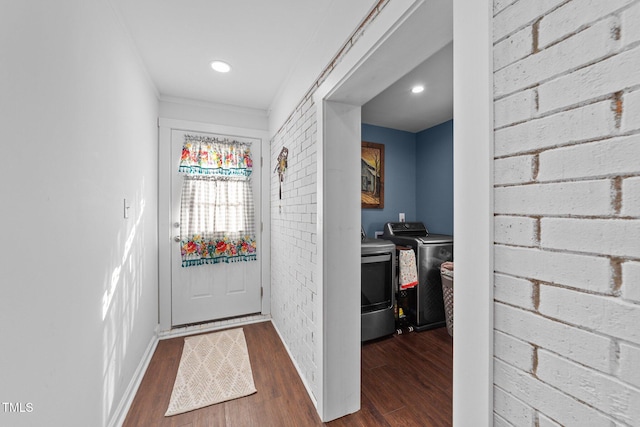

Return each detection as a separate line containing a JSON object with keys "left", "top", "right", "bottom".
{"left": 123, "top": 320, "right": 452, "bottom": 426}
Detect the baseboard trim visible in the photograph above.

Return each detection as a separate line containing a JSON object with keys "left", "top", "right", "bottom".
{"left": 108, "top": 325, "right": 159, "bottom": 427}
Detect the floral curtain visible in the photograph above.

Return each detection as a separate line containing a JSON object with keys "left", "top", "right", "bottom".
{"left": 178, "top": 135, "right": 257, "bottom": 267}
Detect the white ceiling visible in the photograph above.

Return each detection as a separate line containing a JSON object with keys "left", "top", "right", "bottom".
{"left": 111, "top": 0, "right": 452, "bottom": 133}
{"left": 362, "top": 42, "right": 453, "bottom": 133}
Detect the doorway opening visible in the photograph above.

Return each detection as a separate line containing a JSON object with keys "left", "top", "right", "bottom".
{"left": 316, "top": 0, "right": 493, "bottom": 424}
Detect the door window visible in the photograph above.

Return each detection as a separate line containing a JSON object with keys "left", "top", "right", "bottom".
{"left": 178, "top": 135, "right": 257, "bottom": 267}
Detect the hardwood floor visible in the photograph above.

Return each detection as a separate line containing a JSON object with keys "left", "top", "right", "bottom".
{"left": 123, "top": 320, "right": 452, "bottom": 426}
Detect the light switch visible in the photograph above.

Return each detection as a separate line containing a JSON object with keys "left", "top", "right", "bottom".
{"left": 399, "top": 212, "right": 405, "bottom": 222}
{"left": 124, "top": 198, "right": 130, "bottom": 219}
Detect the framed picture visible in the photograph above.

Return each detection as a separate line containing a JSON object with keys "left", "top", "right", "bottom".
{"left": 361, "top": 141, "right": 384, "bottom": 209}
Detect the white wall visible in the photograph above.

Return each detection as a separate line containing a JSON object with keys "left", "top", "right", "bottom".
{"left": 159, "top": 97, "right": 268, "bottom": 131}
{"left": 452, "top": 1, "right": 494, "bottom": 426}
{"left": 267, "top": 0, "right": 382, "bottom": 137}
{"left": 318, "top": 101, "right": 362, "bottom": 420}
{"left": 492, "top": 0, "right": 640, "bottom": 425}
{"left": 0, "top": 1, "right": 159, "bottom": 426}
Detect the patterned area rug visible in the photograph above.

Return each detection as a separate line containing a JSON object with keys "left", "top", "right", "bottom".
{"left": 165, "top": 328, "right": 257, "bottom": 416}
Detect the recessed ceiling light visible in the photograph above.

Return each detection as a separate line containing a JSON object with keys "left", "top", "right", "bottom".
{"left": 411, "top": 85, "right": 425, "bottom": 94}
{"left": 210, "top": 60, "right": 231, "bottom": 73}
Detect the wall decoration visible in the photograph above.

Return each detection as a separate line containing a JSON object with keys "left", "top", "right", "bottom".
{"left": 361, "top": 141, "right": 384, "bottom": 209}
{"left": 275, "top": 147, "right": 288, "bottom": 199}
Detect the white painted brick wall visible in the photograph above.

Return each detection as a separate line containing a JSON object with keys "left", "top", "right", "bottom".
{"left": 622, "top": 87, "right": 640, "bottom": 133}
{"left": 538, "top": 0, "right": 634, "bottom": 48}
{"left": 270, "top": 99, "right": 320, "bottom": 400}
{"left": 537, "top": 135, "right": 640, "bottom": 181}
{"left": 494, "top": 385, "right": 536, "bottom": 426}
{"left": 619, "top": 342, "right": 640, "bottom": 388}
{"left": 622, "top": 176, "right": 640, "bottom": 216}
{"left": 493, "top": 26, "right": 532, "bottom": 71}
{"left": 494, "top": 273, "right": 535, "bottom": 309}
{"left": 494, "top": 180, "right": 614, "bottom": 217}
{"left": 494, "top": 216, "right": 537, "bottom": 247}
{"left": 541, "top": 218, "right": 640, "bottom": 258}
{"left": 494, "top": 358, "right": 616, "bottom": 426}
{"left": 494, "top": 0, "right": 519, "bottom": 17}
{"left": 494, "top": 303, "right": 613, "bottom": 371}
{"left": 537, "top": 45, "right": 640, "bottom": 114}
{"left": 493, "top": 0, "right": 564, "bottom": 43}
{"left": 494, "top": 88, "right": 536, "bottom": 128}
{"left": 537, "top": 413, "right": 562, "bottom": 427}
{"left": 494, "top": 16, "right": 620, "bottom": 97}
{"left": 622, "top": 1, "right": 640, "bottom": 45}
{"left": 493, "top": 414, "right": 513, "bottom": 427}
{"left": 494, "top": 330, "right": 535, "bottom": 372}
{"left": 494, "top": 155, "right": 535, "bottom": 185}
{"left": 536, "top": 349, "right": 640, "bottom": 425}
{"left": 494, "top": 99, "right": 617, "bottom": 157}
{"left": 495, "top": 245, "right": 612, "bottom": 292}
{"left": 622, "top": 261, "right": 640, "bottom": 303}
{"left": 493, "top": 4, "right": 640, "bottom": 423}
{"left": 538, "top": 284, "right": 640, "bottom": 345}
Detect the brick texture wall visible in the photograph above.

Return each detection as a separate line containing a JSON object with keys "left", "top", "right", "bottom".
{"left": 268, "top": 0, "right": 388, "bottom": 407}
{"left": 493, "top": 0, "right": 640, "bottom": 426}
{"left": 270, "top": 96, "right": 320, "bottom": 400}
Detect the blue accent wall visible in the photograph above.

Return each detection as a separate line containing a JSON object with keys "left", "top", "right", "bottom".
{"left": 361, "top": 124, "right": 416, "bottom": 238}
{"left": 361, "top": 120, "right": 453, "bottom": 238}
{"left": 416, "top": 120, "right": 454, "bottom": 235}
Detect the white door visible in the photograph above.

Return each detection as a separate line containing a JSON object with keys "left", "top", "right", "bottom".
{"left": 170, "top": 129, "right": 262, "bottom": 326}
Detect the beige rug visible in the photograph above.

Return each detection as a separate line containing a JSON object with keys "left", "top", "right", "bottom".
{"left": 165, "top": 328, "right": 257, "bottom": 416}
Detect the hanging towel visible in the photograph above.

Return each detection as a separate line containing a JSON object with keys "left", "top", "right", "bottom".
{"left": 398, "top": 249, "right": 419, "bottom": 290}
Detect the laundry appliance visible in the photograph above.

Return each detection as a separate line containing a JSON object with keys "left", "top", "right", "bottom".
{"left": 382, "top": 222, "right": 453, "bottom": 331}
{"left": 361, "top": 230, "right": 396, "bottom": 341}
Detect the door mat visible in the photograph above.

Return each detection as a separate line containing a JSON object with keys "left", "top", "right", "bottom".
{"left": 165, "top": 328, "right": 257, "bottom": 416}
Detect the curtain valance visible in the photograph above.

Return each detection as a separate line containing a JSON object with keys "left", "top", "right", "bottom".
{"left": 179, "top": 135, "right": 253, "bottom": 178}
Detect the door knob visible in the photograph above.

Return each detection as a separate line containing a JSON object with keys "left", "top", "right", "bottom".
{"left": 174, "top": 236, "right": 181, "bottom": 242}
{"left": 174, "top": 222, "right": 180, "bottom": 228}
